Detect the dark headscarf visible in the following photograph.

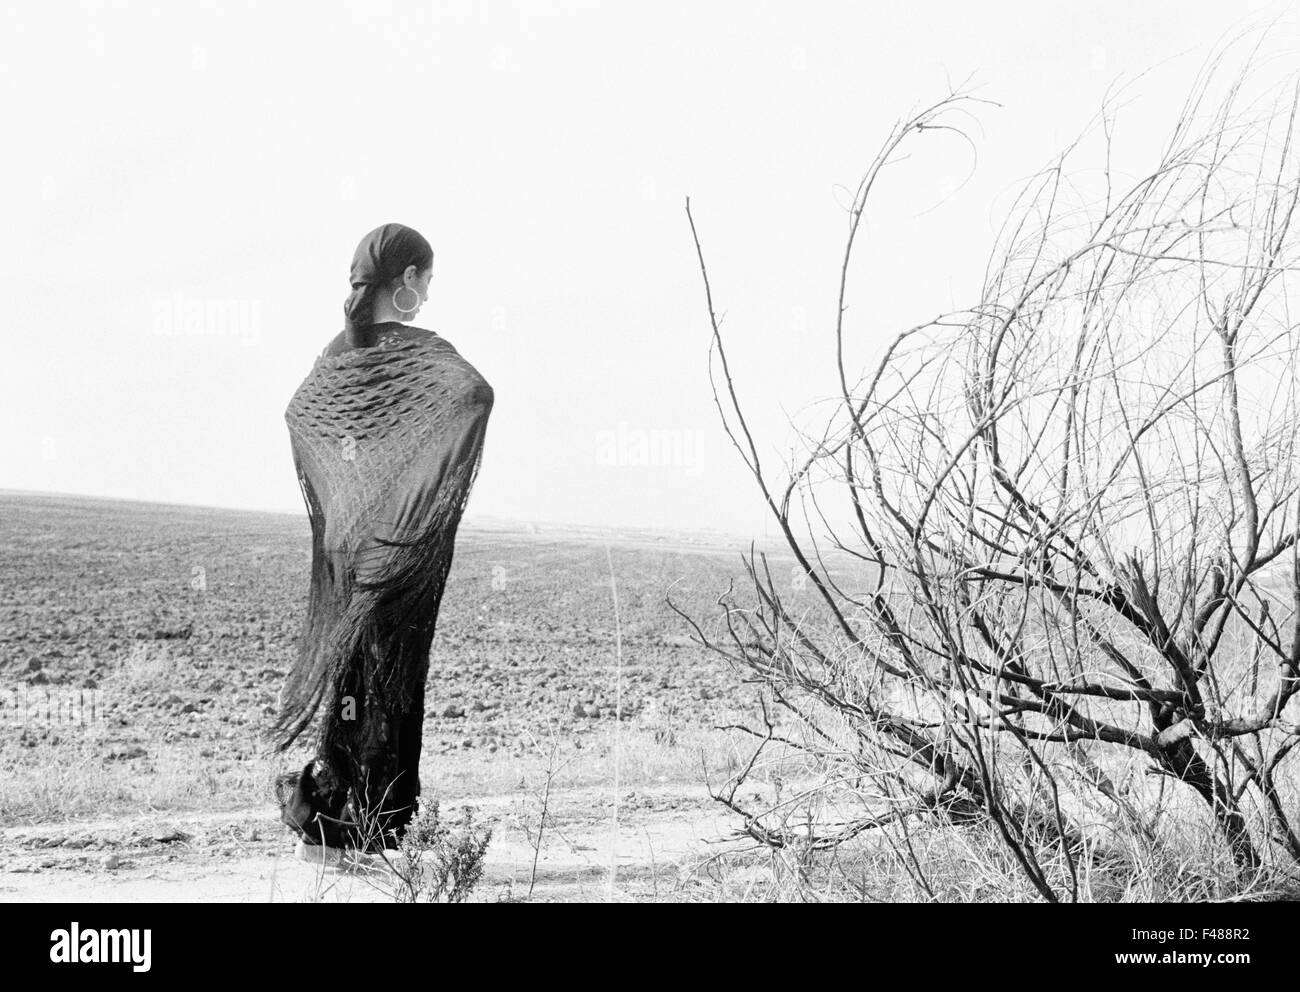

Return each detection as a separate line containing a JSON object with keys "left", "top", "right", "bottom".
{"left": 342, "top": 223, "right": 434, "bottom": 334}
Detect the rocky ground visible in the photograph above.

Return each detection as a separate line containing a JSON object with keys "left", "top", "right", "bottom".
{"left": 0, "top": 492, "right": 812, "bottom": 901}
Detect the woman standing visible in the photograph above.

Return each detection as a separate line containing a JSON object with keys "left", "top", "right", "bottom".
{"left": 274, "top": 223, "right": 494, "bottom": 856}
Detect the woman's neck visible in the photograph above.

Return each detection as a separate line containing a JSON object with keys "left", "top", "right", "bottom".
{"left": 370, "top": 295, "right": 410, "bottom": 325}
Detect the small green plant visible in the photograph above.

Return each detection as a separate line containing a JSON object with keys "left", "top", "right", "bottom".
{"left": 390, "top": 798, "right": 492, "bottom": 903}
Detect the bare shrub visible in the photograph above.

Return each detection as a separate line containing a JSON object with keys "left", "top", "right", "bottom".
{"left": 388, "top": 799, "right": 492, "bottom": 904}
{"left": 675, "top": 44, "right": 1300, "bottom": 902}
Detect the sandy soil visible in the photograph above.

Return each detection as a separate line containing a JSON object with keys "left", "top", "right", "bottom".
{"left": 0, "top": 783, "right": 743, "bottom": 903}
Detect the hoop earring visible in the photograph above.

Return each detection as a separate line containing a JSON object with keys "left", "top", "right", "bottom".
{"left": 393, "top": 285, "right": 421, "bottom": 315}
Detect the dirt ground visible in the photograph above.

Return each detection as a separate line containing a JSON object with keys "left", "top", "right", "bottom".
{"left": 0, "top": 492, "right": 816, "bottom": 902}
{"left": 0, "top": 783, "right": 747, "bottom": 903}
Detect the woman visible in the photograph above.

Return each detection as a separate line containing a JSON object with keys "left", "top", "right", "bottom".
{"left": 273, "top": 222, "right": 494, "bottom": 857}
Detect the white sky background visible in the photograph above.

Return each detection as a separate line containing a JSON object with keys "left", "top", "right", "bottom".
{"left": 1, "top": 0, "right": 1294, "bottom": 538}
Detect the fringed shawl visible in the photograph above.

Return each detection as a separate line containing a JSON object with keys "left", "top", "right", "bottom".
{"left": 273, "top": 329, "right": 493, "bottom": 752}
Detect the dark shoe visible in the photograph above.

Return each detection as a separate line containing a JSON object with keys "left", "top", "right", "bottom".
{"left": 278, "top": 761, "right": 352, "bottom": 848}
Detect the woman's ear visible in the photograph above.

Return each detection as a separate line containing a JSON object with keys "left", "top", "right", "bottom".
{"left": 403, "top": 263, "right": 420, "bottom": 287}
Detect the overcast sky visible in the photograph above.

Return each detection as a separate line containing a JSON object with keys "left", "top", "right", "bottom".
{"left": 1, "top": 0, "right": 1292, "bottom": 538}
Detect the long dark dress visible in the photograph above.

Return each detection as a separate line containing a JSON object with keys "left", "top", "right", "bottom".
{"left": 274, "top": 322, "right": 493, "bottom": 849}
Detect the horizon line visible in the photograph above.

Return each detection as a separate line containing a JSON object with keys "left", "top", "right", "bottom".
{"left": 0, "top": 486, "right": 784, "bottom": 546}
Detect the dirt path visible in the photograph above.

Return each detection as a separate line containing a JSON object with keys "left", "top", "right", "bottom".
{"left": 0, "top": 783, "right": 742, "bottom": 903}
